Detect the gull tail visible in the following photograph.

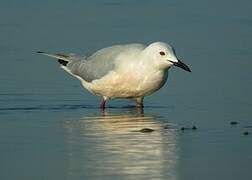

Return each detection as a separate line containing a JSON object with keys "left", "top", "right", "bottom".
{"left": 37, "top": 51, "right": 77, "bottom": 66}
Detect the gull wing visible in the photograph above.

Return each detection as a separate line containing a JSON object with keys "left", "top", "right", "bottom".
{"left": 66, "top": 43, "right": 145, "bottom": 82}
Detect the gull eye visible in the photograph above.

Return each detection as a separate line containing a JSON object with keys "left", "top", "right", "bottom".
{"left": 159, "top": 51, "right": 165, "bottom": 56}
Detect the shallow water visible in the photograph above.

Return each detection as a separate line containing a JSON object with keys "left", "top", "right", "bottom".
{"left": 1, "top": 0, "right": 252, "bottom": 180}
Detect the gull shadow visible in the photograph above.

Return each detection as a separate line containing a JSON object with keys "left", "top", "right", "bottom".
{"left": 62, "top": 109, "right": 179, "bottom": 179}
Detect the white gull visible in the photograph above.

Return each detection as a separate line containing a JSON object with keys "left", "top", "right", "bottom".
{"left": 38, "top": 42, "right": 191, "bottom": 109}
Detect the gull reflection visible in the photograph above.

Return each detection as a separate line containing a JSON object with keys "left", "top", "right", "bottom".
{"left": 64, "top": 108, "right": 178, "bottom": 179}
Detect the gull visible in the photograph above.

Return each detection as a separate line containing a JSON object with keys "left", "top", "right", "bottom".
{"left": 37, "top": 42, "right": 191, "bottom": 109}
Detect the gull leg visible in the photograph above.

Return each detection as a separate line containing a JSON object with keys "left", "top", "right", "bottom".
{"left": 100, "top": 97, "right": 107, "bottom": 110}
{"left": 136, "top": 97, "right": 144, "bottom": 108}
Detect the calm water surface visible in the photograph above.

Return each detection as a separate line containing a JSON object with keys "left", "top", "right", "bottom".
{"left": 0, "top": 0, "right": 252, "bottom": 180}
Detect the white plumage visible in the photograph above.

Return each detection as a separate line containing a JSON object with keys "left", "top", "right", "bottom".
{"left": 38, "top": 41, "right": 191, "bottom": 109}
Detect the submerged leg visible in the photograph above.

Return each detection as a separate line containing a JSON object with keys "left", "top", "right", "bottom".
{"left": 136, "top": 97, "right": 144, "bottom": 108}
{"left": 100, "top": 97, "right": 108, "bottom": 110}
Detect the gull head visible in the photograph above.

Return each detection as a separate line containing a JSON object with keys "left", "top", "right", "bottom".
{"left": 143, "top": 42, "right": 191, "bottom": 72}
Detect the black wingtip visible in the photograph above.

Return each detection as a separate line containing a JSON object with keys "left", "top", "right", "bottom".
{"left": 37, "top": 51, "right": 44, "bottom": 54}
{"left": 58, "top": 59, "right": 68, "bottom": 66}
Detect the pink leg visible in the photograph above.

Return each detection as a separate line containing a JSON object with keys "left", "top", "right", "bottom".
{"left": 136, "top": 97, "right": 144, "bottom": 108}
{"left": 100, "top": 99, "right": 107, "bottom": 110}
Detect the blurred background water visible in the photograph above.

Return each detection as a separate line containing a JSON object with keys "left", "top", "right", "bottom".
{"left": 0, "top": 0, "right": 252, "bottom": 180}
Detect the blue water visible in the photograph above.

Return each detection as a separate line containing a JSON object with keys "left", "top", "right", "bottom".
{"left": 0, "top": 0, "right": 252, "bottom": 179}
